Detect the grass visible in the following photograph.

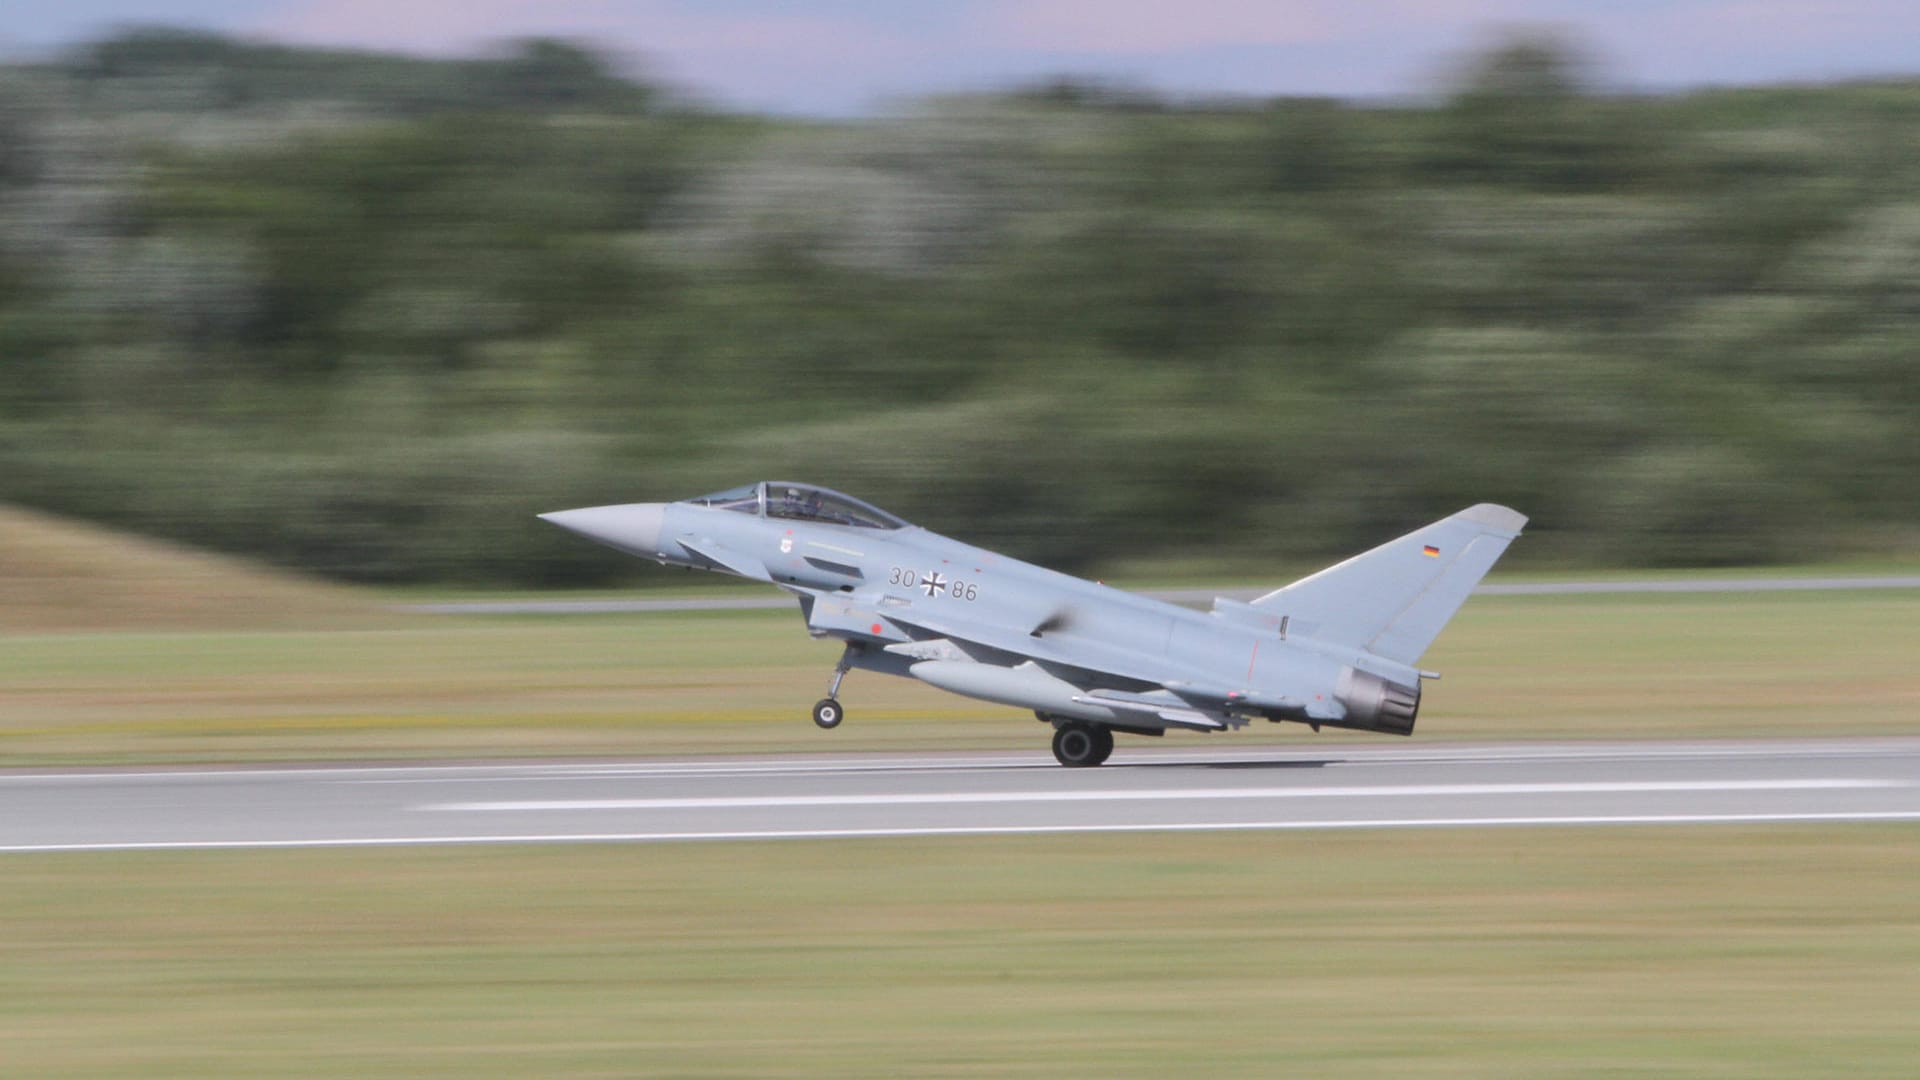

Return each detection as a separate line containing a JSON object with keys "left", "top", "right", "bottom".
{"left": 3, "top": 826, "right": 1918, "bottom": 1077}
{"left": 1, "top": 589, "right": 1916, "bottom": 764}
{"left": 0, "top": 503, "right": 391, "bottom": 634}
{"left": 1094, "top": 552, "right": 1920, "bottom": 590}
{"left": 4, "top": 500, "right": 1914, "bottom": 764}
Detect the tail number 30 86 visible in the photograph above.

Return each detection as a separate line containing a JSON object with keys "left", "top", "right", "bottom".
{"left": 888, "top": 566, "right": 979, "bottom": 601}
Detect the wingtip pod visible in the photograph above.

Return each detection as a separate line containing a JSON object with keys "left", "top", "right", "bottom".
{"left": 1459, "top": 503, "right": 1527, "bottom": 534}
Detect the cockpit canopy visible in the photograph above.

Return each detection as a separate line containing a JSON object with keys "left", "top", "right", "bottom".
{"left": 687, "top": 482, "right": 908, "bottom": 530}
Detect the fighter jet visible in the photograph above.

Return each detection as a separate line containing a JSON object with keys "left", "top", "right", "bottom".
{"left": 540, "top": 482, "right": 1525, "bottom": 767}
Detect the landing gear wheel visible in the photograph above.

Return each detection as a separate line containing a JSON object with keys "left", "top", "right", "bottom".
{"left": 1051, "top": 723, "right": 1113, "bottom": 767}
{"left": 1088, "top": 726, "right": 1114, "bottom": 765}
{"left": 812, "top": 698, "right": 844, "bottom": 730}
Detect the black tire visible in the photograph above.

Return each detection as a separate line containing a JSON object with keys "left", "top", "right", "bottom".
{"left": 812, "top": 698, "right": 843, "bottom": 730}
{"left": 1051, "top": 723, "right": 1108, "bottom": 767}
{"left": 1086, "top": 725, "right": 1114, "bottom": 766}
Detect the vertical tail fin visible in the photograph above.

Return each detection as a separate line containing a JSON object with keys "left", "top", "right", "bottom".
{"left": 1249, "top": 504, "right": 1526, "bottom": 665}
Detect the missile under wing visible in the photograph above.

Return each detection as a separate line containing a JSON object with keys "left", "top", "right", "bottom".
{"left": 540, "top": 482, "right": 1525, "bottom": 766}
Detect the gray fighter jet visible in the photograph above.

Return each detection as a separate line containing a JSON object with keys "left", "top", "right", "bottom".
{"left": 541, "top": 482, "right": 1526, "bottom": 766}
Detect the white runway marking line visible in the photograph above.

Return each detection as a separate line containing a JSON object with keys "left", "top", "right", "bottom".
{"left": 339, "top": 747, "right": 1920, "bottom": 784}
{"left": 7, "top": 811, "right": 1920, "bottom": 853}
{"left": 421, "top": 778, "right": 1902, "bottom": 813}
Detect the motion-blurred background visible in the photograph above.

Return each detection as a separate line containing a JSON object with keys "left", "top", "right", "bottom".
{"left": 6, "top": 14, "right": 1920, "bottom": 1078}
{"left": 2, "top": 8, "right": 1917, "bottom": 589}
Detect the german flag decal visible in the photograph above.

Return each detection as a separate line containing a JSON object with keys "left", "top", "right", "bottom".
{"left": 1422, "top": 544, "right": 1440, "bottom": 558}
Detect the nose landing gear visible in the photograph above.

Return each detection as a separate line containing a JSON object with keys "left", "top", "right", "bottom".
{"left": 811, "top": 698, "right": 843, "bottom": 729}
{"left": 813, "top": 648, "right": 852, "bottom": 729}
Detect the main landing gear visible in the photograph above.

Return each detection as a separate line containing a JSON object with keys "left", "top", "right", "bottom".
{"left": 1050, "top": 721, "right": 1113, "bottom": 768}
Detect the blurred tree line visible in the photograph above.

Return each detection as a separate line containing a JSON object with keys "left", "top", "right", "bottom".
{"left": 1, "top": 27, "right": 1916, "bottom": 584}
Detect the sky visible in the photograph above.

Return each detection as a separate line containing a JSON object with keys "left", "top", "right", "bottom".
{"left": 5, "top": 0, "right": 1920, "bottom": 114}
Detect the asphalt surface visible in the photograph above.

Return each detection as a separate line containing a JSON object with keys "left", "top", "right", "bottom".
{"left": 5, "top": 737, "right": 1918, "bottom": 852}
{"left": 400, "top": 576, "right": 1920, "bottom": 615}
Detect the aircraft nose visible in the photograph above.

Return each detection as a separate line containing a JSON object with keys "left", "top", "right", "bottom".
{"left": 537, "top": 503, "right": 668, "bottom": 557}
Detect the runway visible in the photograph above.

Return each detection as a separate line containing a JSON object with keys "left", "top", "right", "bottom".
{"left": 5, "top": 737, "right": 1919, "bottom": 852}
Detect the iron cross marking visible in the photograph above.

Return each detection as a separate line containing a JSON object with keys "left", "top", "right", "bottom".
{"left": 919, "top": 572, "right": 947, "bottom": 597}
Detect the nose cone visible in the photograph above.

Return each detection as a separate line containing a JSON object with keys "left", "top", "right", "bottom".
{"left": 538, "top": 503, "right": 668, "bottom": 557}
